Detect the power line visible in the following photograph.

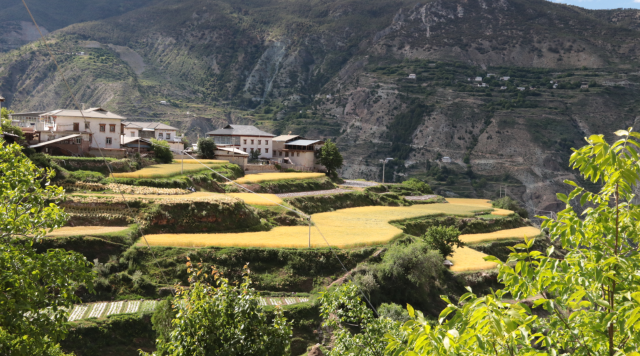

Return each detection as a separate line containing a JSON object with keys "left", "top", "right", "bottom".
{"left": 21, "top": 0, "right": 379, "bottom": 317}
{"left": 181, "top": 151, "right": 380, "bottom": 317}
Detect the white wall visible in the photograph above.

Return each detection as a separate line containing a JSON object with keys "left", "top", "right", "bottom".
{"left": 239, "top": 136, "right": 273, "bottom": 158}
{"left": 54, "top": 116, "right": 123, "bottom": 149}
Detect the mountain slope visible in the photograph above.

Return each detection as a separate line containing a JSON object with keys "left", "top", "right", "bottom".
{"left": 1, "top": 0, "right": 640, "bottom": 213}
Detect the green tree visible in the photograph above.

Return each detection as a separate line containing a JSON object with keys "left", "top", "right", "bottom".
{"left": 249, "top": 149, "right": 260, "bottom": 162}
{"left": 385, "top": 129, "right": 640, "bottom": 355}
{"left": 145, "top": 261, "right": 291, "bottom": 356}
{"left": 318, "top": 139, "right": 343, "bottom": 176}
{"left": 0, "top": 141, "right": 94, "bottom": 355}
{"left": 401, "top": 178, "right": 432, "bottom": 194}
{"left": 492, "top": 196, "right": 528, "bottom": 218}
{"left": 1, "top": 108, "right": 24, "bottom": 139}
{"left": 197, "top": 137, "right": 216, "bottom": 159}
{"left": 181, "top": 136, "right": 190, "bottom": 150}
{"left": 422, "top": 226, "right": 463, "bottom": 258}
{"left": 151, "top": 139, "right": 173, "bottom": 163}
{"left": 320, "top": 283, "right": 402, "bottom": 356}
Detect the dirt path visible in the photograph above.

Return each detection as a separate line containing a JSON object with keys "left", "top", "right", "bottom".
{"left": 276, "top": 189, "right": 352, "bottom": 198}
{"left": 405, "top": 195, "right": 439, "bottom": 201}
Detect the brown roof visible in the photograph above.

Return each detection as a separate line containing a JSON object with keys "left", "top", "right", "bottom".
{"left": 273, "top": 135, "right": 301, "bottom": 142}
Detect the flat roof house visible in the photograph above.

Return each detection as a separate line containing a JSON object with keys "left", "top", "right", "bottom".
{"left": 20, "top": 108, "right": 126, "bottom": 157}
{"left": 123, "top": 121, "right": 183, "bottom": 152}
{"left": 206, "top": 124, "right": 275, "bottom": 159}
{"left": 272, "top": 134, "right": 325, "bottom": 171}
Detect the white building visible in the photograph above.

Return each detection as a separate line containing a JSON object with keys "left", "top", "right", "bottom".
{"left": 500, "top": 86, "right": 508, "bottom": 90}
{"left": 442, "top": 156, "right": 452, "bottom": 163}
{"left": 474, "top": 77, "right": 483, "bottom": 82}
{"left": 408, "top": 74, "right": 417, "bottom": 79}
{"left": 123, "top": 121, "right": 183, "bottom": 151}
{"left": 500, "top": 76, "right": 511, "bottom": 81}
{"left": 517, "top": 87, "right": 526, "bottom": 91}
{"left": 206, "top": 124, "right": 275, "bottom": 159}
{"left": 10, "top": 108, "right": 126, "bottom": 156}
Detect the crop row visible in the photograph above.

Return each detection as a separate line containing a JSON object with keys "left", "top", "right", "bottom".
{"left": 67, "top": 300, "right": 156, "bottom": 321}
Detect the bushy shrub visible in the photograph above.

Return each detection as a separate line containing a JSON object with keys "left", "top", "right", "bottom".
{"left": 401, "top": 178, "right": 433, "bottom": 194}
{"left": 151, "top": 139, "right": 173, "bottom": 163}
{"left": 492, "top": 196, "right": 528, "bottom": 218}
{"left": 378, "top": 302, "right": 410, "bottom": 323}
{"left": 375, "top": 241, "right": 444, "bottom": 292}
{"left": 422, "top": 225, "right": 463, "bottom": 258}
{"left": 197, "top": 137, "right": 216, "bottom": 159}
{"left": 70, "top": 170, "right": 105, "bottom": 182}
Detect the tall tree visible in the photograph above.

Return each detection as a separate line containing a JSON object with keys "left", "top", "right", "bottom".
{"left": 385, "top": 129, "right": 640, "bottom": 355}
{"left": 318, "top": 139, "right": 343, "bottom": 176}
{"left": 197, "top": 138, "right": 217, "bottom": 159}
{"left": 0, "top": 140, "right": 94, "bottom": 355}
{"left": 145, "top": 261, "right": 291, "bottom": 356}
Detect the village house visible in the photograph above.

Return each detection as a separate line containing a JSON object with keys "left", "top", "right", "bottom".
{"left": 272, "top": 134, "right": 325, "bottom": 171}
{"left": 13, "top": 108, "right": 126, "bottom": 157}
{"left": 123, "top": 121, "right": 184, "bottom": 151}
{"left": 442, "top": 156, "right": 452, "bottom": 163}
{"left": 517, "top": 87, "right": 526, "bottom": 91}
{"left": 408, "top": 73, "right": 417, "bottom": 80}
{"left": 474, "top": 77, "right": 483, "bottom": 82}
{"left": 500, "top": 76, "right": 511, "bottom": 81}
{"left": 206, "top": 124, "right": 275, "bottom": 159}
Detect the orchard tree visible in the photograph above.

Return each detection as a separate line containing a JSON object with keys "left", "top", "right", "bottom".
{"left": 151, "top": 139, "right": 173, "bottom": 163}
{"left": 146, "top": 261, "right": 291, "bottom": 356}
{"left": 318, "top": 139, "right": 343, "bottom": 176}
{"left": 197, "top": 137, "right": 216, "bottom": 159}
{"left": 0, "top": 140, "right": 94, "bottom": 355}
{"left": 422, "top": 225, "right": 463, "bottom": 258}
{"left": 385, "top": 129, "right": 640, "bottom": 355}
{"left": 320, "top": 283, "right": 402, "bottom": 356}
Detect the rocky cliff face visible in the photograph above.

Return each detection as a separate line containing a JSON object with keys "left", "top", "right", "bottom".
{"left": 1, "top": 0, "right": 640, "bottom": 213}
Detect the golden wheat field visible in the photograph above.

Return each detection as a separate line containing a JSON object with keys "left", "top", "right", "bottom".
{"left": 446, "top": 198, "right": 514, "bottom": 216}
{"left": 143, "top": 203, "right": 484, "bottom": 248}
{"left": 46, "top": 226, "right": 129, "bottom": 237}
{"left": 226, "top": 193, "right": 283, "bottom": 205}
{"left": 448, "top": 247, "right": 499, "bottom": 272}
{"left": 235, "top": 172, "right": 326, "bottom": 184}
{"left": 71, "top": 192, "right": 282, "bottom": 206}
{"left": 460, "top": 226, "right": 542, "bottom": 244}
{"left": 110, "top": 163, "right": 220, "bottom": 179}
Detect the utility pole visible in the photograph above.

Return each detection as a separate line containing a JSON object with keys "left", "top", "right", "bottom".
{"left": 380, "top": 158, "right": 393, "bottom": 183}
{"left": 181, "top": 150, "right": 184, "bottom": 175}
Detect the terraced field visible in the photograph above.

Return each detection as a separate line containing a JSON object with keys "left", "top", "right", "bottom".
{"left": 110, "top": 162, "right": 225, "bottom": 178}
{"left": 45, "top": 226, "right": 130, "bottom": 237}
{"left": 459, "top": 226, "right": 542, "bottom": 244}
{"left": 71, "top": 192, "right": 283, "bottom": 206}
{"left": 235, "top": 172, "right": 326, "bottom": 184}
{"left": 143, "top": 203, "right": 485, "bottom": 248}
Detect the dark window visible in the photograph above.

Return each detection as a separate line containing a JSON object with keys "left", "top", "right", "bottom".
{"left": 106, "top": 137, "right": 112, "bottom": 145}
{"left": 99, "top": 124, "right": 106, "bottom": 132}
{"left": 73, "top": 123, "right": 79, "bottom": 131}
{"left": 85, "top": 122, "right": 90, "bottom": 129}
{"left": 109, "top": 124, "right": 116, "bottom": 133}
{"left": 265, "top": 148, "right": 269, "bottom": 153}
